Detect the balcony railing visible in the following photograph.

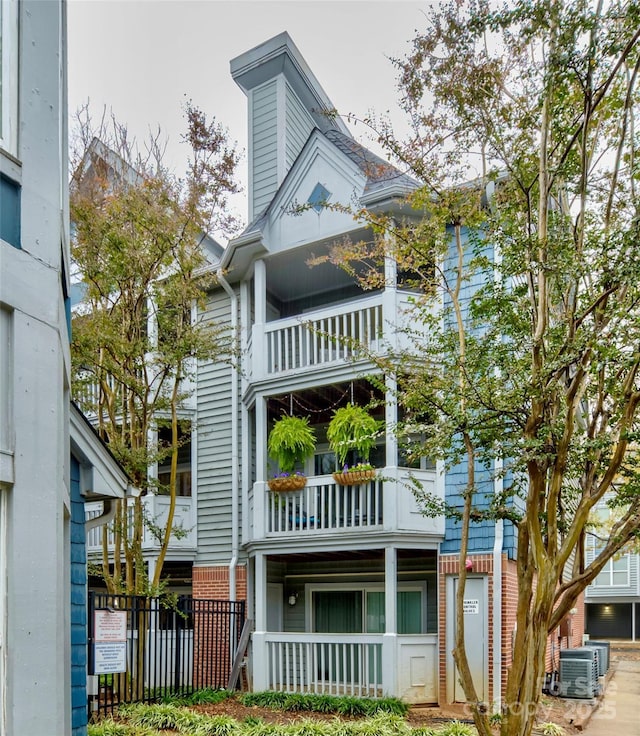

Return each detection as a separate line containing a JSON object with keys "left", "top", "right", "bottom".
{"left": 251, "top": 467, "right": 443, "bottom": 543}
{"left": 250, "top": 291, "right": 425, "bottom": 381}
{"left": 251, "top": 632, "right": 438, "bottom": 702}
{"left": 262, "top": 634, "right": 383, "bottom": 697}
{"left": 85, "top": 494, "right": 196, "bottom": 556}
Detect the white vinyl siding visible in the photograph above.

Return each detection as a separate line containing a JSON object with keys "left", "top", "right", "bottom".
{"left": 251, "top": 80, "right": 278, "bottom": 218}
{"left": 196, "top": 290, "right": 242, "bottom": 563}
{"left": 586, "top": 545, "right": 639, "bottom": 598}
{"left": 285, "top": 83, "right": 314, "bottom": 170}
{"left": 0, "top": 0, "right": 18, "bottom": 155}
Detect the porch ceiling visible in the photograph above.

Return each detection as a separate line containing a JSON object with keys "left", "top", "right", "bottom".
{"left": 264, "top": 227, "right": 375, "bottom": 304}
{"left": 267, "top": 381, "right": 384, "bottom": 423}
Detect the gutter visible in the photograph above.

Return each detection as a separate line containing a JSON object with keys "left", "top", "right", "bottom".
{"left": 218, "top": 269, "right": 240, "bottom": 601}
{"left": 493, "top": 457, "right": 504, "bottom": 712}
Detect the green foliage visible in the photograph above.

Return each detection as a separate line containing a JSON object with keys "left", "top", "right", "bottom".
{"left": 70, "top": 104, "right": 239, "bottom": 594}
{"left": 436, "top": 722, "right": 475, "bottom": 736}
{"left": 92, "top": 700, "right": 486, "bottom": 736}
{"left": 536, "top": 723, "right": 565, "bottom": 736}
{"left": 324, "top": 2, "right": 640, "bottom": 734}
{"left": 88, "top": 720, "right": 152, "bottom": 736}
{"left": 161, "top": 687, "right": 233, "bottom": 706}
{"left": 267, "top": 415, "right": 317, "bottom": 474}
{"left": 238, "top": 691, "right": 408, "bottom": 718}
{"left": 326, "top": 404, "right": 381, "bottom": 467}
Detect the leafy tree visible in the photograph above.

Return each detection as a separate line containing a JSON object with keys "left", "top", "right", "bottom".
{"left": 323, "top": 2, "right": 640, "bottom": 735}
{"left": 71, "top": 104, "right": 240, "bottom": 595}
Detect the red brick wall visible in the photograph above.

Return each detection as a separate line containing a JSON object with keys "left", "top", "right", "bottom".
{"left": 191, "top": 565, "right": 248, "bottom": 688}
{"left": 544, "top": 589, "right": 586, "bottom": 673}
{"left": 438, "top": 554, "right": 520, "bottom": 706}
{"left": 193, "top": 564, "right": 247, "bottom": 601}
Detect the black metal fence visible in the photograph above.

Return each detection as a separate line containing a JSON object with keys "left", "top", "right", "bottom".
{"left": 88, "top": 593, "right": 246, "bottom": 718}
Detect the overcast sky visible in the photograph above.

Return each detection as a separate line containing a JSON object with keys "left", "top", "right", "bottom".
{"left": 67, "top": 0, "right": 428, "bottom": 234}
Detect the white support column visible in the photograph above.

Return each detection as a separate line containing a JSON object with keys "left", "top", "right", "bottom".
{"left": 385, "top": 373, "right": 398, "bottom": 470}
{"left": 382, "top": 225, "right": 399, "bottom": 354}
{"left": 253, "top": 259, "right": 267, "bottom": 380}
{"left": 256, "top": 394, "right": 267, "bottom": 483}
{"left": 240, "top": 279, "right": 251, "bottom": 393}
{"left": 252, "top": 552, "right": 269, "bottom": 691}
{"left": 383, "top": 546, "right": 398, "bottom": 696}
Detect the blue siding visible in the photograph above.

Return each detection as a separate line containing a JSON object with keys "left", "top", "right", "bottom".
{"left": 440, "top": 227, "right": 519, "bottom": 559}
{"left": 70, "top": 456, "right": 87, "bottom": 736}
{"left": 441, "top": 458, "right": 496, "bottom": 553}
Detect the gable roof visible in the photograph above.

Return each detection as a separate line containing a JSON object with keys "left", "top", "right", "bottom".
{"left": 235, "top": 126, "right": 419, "bottom": 242}
{"left": 323, "top": 128, "right": 418, "bottom": 197}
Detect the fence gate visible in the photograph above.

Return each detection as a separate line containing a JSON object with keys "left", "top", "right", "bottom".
{"left": 88, "top": 593, "right": 246, "bottom": 718}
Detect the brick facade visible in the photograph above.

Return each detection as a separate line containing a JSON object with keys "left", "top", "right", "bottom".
{"left": 439, "top": 554, "right": 586, "bottom": 706}
{"left": 193, "top": 564, "right": 248, "bottom": 601}
{"left": 438, "top": 553, "right": 511, "bottom": 705}
{"left": 192, "top": 565, "right": 248, "bottom": 688}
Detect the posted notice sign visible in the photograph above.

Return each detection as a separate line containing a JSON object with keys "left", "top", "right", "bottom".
{"left": 94, "top": 609, "right": 127, "bottom": 674}
{"left": 463, "top": 599, "right": 480, "bottom": 615}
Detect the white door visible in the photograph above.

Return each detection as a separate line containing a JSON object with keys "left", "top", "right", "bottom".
{"left": 447, "top": 575, "right": 488, "bottom": 703}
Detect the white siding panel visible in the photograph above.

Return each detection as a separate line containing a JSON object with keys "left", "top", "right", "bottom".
{"left": 196, "top": 290, "right": 243, "bottom": 564}
{"left": 252, "top": 80, "right": 279, "bottom": 217}
{"left": 285, "top": 83, "right": 314, "bottom": 170}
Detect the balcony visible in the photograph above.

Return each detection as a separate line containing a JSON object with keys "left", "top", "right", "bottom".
{"left": 250, "top": 291, "right": 423, "bottom": 382}
{"left": 85, "top": 494, "right": 197, "bottom": 558}
{"left": 250, "top": 468, "right": 443, "bottom": 544}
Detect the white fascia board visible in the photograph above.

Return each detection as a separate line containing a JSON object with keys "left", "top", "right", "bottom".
{"left": 70, "top": 403, "right": 131, "bottom": 500}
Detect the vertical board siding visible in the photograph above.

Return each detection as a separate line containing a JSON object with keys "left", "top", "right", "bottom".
{"left": 196, "top": 291, "right": 242, "bottom": 564}
{"left": 285, "top": 83, "right": 314, "bottom": 170}
{"left": 252, "top": 81, "right": 279, "bottom": 217}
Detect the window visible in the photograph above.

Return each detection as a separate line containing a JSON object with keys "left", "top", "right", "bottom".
{"left": 0, "top": 174, "right": 20, "bottom": 248}
{"left": 0, "top": 0, "right": 19, "bottom": 155}
{"left": 156, "top": 425, "right": 192, "bottom": 497}
{"left": 594, "top": 554, "right": 630, "bottom": 587}
{"left": 311, "top": 584, "right": 426, "bottom": 634}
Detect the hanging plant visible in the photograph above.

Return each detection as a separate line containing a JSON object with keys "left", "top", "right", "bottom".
{"left": 327, "top": 402, "right": 381, "bottom": 468}
{"left": 267, "top": 414, "right": 316, "bottom": 491}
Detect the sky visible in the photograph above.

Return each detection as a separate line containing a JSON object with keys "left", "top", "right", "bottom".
{"left": 67, "top": 0, "right": 429, "bottom": 236}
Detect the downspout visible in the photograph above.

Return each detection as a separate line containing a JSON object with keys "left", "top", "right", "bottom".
{"left": 493, "top": 457, "right": 504, "bottom": 712}
{"left": 85, "top": 498, "right": 117, "bottom": 533}
{"left": 491, "top": 187, "right": 504, "bottom": 712}
{"left": 218, "top": 270, "right": 239, "bottom": 601}
{"left": 85, "top": 484, "right": 139, "bottom": 533}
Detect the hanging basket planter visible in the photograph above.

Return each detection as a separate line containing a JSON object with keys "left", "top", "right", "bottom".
{"left": 268, "top": 474, "right": 307, "bottom": 492}
{"left": 332, "top": 469, "right": 376, "bottom": 485}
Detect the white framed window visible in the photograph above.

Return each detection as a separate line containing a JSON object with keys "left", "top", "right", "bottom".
{"left": 0, "top": 0, "right": 19, "bottom": 156}
{"left": 306, "top": 582, "right": 427, "bottom": 635}
{"left": 594, "top": 553, "right": 630, "bottom": 587}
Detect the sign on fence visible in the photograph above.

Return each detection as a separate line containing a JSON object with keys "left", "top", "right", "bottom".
{"left": 93, "top": 609, "right": 127, "bottom": 674}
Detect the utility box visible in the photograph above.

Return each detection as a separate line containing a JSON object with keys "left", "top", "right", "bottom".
{"left": 558, "top": 616, "right": 572, "bottom": 638}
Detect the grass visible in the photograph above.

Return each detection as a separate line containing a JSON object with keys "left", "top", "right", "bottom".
{"left": 88, "top": 691, "right": 477, "bottom": 736}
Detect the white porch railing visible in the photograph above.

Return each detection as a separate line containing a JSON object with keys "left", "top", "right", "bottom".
{"left": 85, "top": 495, "right": 196, "bottom": 556}
{"left": 260, "top": 634, "right": 383, "bottom": 697}
{"left": 251, "top": 633, "right": 438, "bottom": 702}
{"left": 252, "top": 295, "right": 384, "bottom": 379}
{"left": 250, "top": 290, "right": 427, "bottom": 380}
{"left": 252, "top": 467, "right": 444, "bottom": 542}
{"left": 266, "top": 476, "right": 383, "bottom": 534}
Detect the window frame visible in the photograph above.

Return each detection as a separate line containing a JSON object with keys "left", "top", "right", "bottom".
{"left": 306, "top": 581, "right": 427, "bottom": 635}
